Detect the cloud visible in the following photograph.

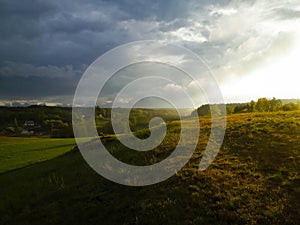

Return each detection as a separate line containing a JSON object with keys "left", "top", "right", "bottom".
{"left": 163, "top": 83, "right": 183, "bottom": 92}
{"left": 0, "top": 75, "right": 77, "bottom": 99}
{"left": 0, "top": 61, "right": 85, "bottom": 78}
{"left": 0, "top": 61, "right": 85, "bottom": 99}
{"left": 274, "top": 7, "right": 300, "bottom": 20}
{"left": 184, "top": 0, "right": 300, "bottom": 81}
{"left": 0, "top": 0, "right": 300, "bottom": 104}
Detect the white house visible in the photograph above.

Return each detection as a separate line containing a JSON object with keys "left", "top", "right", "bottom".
{"left": 24, "top": 120, "right": 35, "bottom": 127}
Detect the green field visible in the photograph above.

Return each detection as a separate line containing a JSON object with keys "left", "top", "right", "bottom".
{"left": 0, "top": 111, "right": 300, "bottom": 224}
{"left": 0, "top": 137, "right": 76, "bottom": 173}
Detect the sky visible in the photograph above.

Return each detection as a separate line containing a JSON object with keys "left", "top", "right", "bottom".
{"left": 1, "top": 0, "right": 300, "bottom": 107}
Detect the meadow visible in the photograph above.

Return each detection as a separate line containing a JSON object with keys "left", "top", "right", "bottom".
{"left": 0, "top": 137, "right": 75, "bottom": 173}
{"left": 0, "top": 111, "right": 299, "bottom": 224}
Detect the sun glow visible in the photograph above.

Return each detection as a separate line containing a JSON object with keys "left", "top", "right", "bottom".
{"left": 221, "top": 33, "right": 300, "bottom": 102}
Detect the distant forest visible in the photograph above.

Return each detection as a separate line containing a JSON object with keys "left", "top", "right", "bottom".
{"left": 192, "top": 98, "right": 300, "bottom": 117}
{"left": 0, "top": 106, "right": 180, "bottom": 137}
{"left": 1, "top": 98, "right": 299, "bottom": 137}
{"left": 0, "top": 105, "right": 74, "bottom": 137}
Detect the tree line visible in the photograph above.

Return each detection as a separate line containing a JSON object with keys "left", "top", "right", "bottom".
{"left": 1, "top": 99, "right": 299, "bottom": 137}
{"left": 0, "top": 106, "right": 180, "bottom": 137}
{"left": 192, "top": 98, "right": 300, "bottom": 116}
{"left": 0, "top": 105, "right": 73, "bottom": 137}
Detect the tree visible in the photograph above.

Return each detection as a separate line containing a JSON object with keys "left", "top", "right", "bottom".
{"left": 249, "top": 100, "right": 255, "bottom": 112}
{"left": 13, "top": 118, "right": 22, "bottom": 136}
{"left": 194, "top": 104, "right": 210, "bottom": 116}
{"left": 234, "top": 104, "right": 249, "bottom": 113}
{"left": 269, "top": 98, "right": 282, "bottom": 112}
{"left": 281, "top": 103, "right": 299, "bottom": 111}
{"left": 226, "top": 105, "right": 234, "bottom": 114}
{"left": 209, "top": 105, "right": 221, "bottom": 116}
{"left": 254, "top": 98, "right": 269, "bottom": 112}
{"left": 44, "top": 120, "right": 73, "bottom": 138}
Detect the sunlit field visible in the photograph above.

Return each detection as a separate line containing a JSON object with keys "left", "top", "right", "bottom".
{"left": 0, "top": 111, "right": 299, "bottom": 225}
{"left": 0, "top": 137, "right": 75, "bottom": 173}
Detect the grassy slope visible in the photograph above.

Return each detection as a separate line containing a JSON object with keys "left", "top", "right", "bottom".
{"left": 0, "top": 137, "right": 75, "bottom": 173}
{"left": 0, "top": 111, "right": 300, "bottom": 225}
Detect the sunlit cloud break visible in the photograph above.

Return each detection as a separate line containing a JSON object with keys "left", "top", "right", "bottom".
{"left": 0, "top": 0, "right": 299, "bottom": 106}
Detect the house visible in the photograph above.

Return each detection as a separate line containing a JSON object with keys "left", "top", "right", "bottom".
{"left": 24, "top": 120, "right": 35, "bottom": 127}
{"left": 21, "top": 129, "right": 34, "bottom": 135}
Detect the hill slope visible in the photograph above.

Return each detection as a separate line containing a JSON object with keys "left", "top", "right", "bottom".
{"left": 0, "top": 111, "right": 299, "bottom": 225}
{"left": 0, "top": 137, "right": 75, "bottom": 173}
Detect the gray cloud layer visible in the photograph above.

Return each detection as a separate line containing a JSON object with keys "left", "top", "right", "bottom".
{"left": 0, "top": 0, "right": 299, "bottom": 104}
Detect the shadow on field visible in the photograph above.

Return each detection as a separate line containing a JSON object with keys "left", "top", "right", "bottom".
{"left": 0, "top": 112, "right": 300, "bottom": 225}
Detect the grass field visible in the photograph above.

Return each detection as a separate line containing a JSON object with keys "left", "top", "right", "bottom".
{"left": 0, "top": 137, "right": 76, "bottom": 173}
{"left": 0, "top": 111, "right": 299, "bottom": 224}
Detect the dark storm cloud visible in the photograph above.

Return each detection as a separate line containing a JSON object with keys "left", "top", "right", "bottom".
{"left": 116, "top": 0, "right": 190, "bottom": 21}
{"left": 0, "top": 0, "right": 136, "bottom": 101}
{"left": 0, "top": 75, "right": 77, "bottom": 98}
{"left": 0, "top": 0, "right": 126, "bottom": 66}
{"left": 0, "top": 0, "right": 207, "bottom": 101}
{"left": 1, "top": 0, "right": 299, "bottom": 103}
{"left": 0, "top": 0, "right": 223, "bottom": 67}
